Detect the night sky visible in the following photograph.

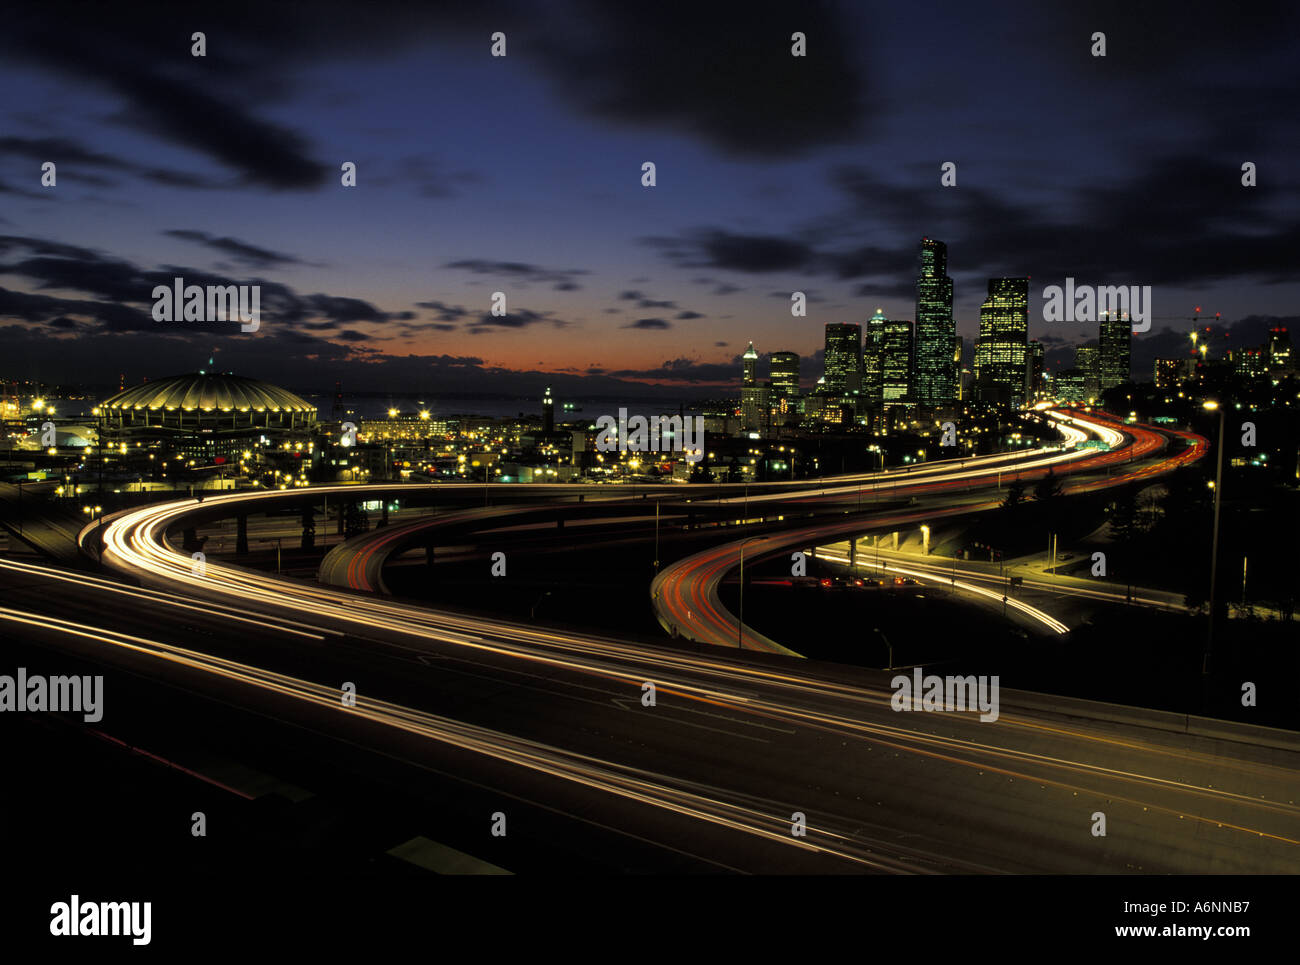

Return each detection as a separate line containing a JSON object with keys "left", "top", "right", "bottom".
{"left": 2, "top": 0, "right": 1297, "bottom": 397}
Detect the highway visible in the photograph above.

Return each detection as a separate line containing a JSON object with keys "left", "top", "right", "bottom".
{"left": 2, "top": 551, "right": 1300, "bottom": 879}
{"left": 10, "top": 406, "right": 1288, "bottom": 875}
{"left": 651, "top": 409, "right": 1204, "bottom": 650}
{"left": 3, "top": 552, "right": 1298, "bottom": 873}
{"left": 314, "top": 409, "right": 1119, "bottom": 595}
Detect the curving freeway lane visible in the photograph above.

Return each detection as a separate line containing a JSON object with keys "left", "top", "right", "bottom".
{"left": 651, "top": 409, "right": 1207, "bottom": 651}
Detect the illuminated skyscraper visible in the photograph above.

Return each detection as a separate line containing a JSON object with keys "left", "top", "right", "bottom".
{"left": 1233, "top": 348, "right": 1267, "bottom": 381}
{"left": 973, "top": 277, "right": 1029, "bottom": 408}
{"left": 543, "top": 385, "right": 554, "bottom": 434}
{"left": 862, "top": 308, "right": 887, "bottom": 407}
{"left": 1099, "top": 311, "right": 1131, "bottom": 391}
{"left": 769, "top": 351, "right": 800, "bottom": 402}
{"left": 740, "top": 341, "right": 767, "bottom": 432}
{"left": 1028, "top": 340, "right": 1045, "bottom": 400}
{"left": 914, "top": 238, "right": 956, "bottom": 407}
{"left": 823, "top": 323, "right": 862, "bottom": 394}
{"left": 882, "top": 319, "right": 913, "bottom": 402}
{"left": 1074, "top": 344, "right": 1100, "bottom": 401}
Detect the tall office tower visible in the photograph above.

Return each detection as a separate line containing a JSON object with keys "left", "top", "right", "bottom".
{"left": 914, "top": 238, "right": 956, "bottom": 408}
{"left": 769, "top": 351, "right": 800, "bottom": 402}
{"left": 862, "top": 308, "right": 888, "bottom": 407}
{"left": 882, "top": 319, "right": 914, "bottom": 401}
{"left": 740, "top": 341, "right": 766, "bottom": 432}
{"left": 973, "top": 277, "right": 1029, "bottom": 408}
{"left": 542, "top": 385, "right": 554, "bottom": 434}
{"left": 1233, "top": 348, "right": 1267, "bottom": 381}
{"left": 1028, "top": 340, "right": 1045, "bottom": 399}
{"left": 1098, "top": 311, "right": 1131, "bottom": 391}
{"left": 823, "top": 323, "right": 863, "bottom": 394}
{"left": 1074, "top": 344, "right": 1100, "bottom": 401}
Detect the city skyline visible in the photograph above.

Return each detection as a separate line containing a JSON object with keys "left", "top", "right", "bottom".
{"left": 2, "top": 2, "right": 1298, "bottom": 395}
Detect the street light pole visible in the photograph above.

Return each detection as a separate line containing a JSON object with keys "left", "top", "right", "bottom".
{"left": 1204, "top": 402, "right": 1226, "bottom": 675}
{"left": 876, "top": 627, "right": 894, "bottom": 671}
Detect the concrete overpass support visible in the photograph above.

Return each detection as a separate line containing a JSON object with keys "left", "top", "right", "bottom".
{"left": 236, "top": 514, "right": 249, "bottom": 556}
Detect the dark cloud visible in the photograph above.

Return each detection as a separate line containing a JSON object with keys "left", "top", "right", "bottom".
{"left": 0, "top": 234, "right": 402, "bottom": 335}
{"left": 415, "top": 300, "right": 471, "bottom": 322}
{"left": 618, "top": 289, "right": 680, "bottom": 310}
{"left": 445, "top": 259, "right": 588, "bottom": 289}
{"left": 853, "top": 280, "right": 915, "bottom": 300}
{"left": 0, "top": 286, "right": 154, "bottom": 331}
{"left": 164, "top": 230, "right": 302, "bottom": 268}
{"left": 624, "top": 318, "right": 671, "bottom": 330}
{"left": 0, "top": 179, "right": 52, "bottom": 201}
{"left": 0, "top": 4, "right": 516, "bottom": 191}
{"left": 532, "top": 0, "right": 869, "bottom": 158}
{"left": 606, "top": 357, "right": 738, "bottom": 383}
{"left": 827, "top": 161, "right": 1300, "bottom": 290}
{"left": 648, "top": 149, "right": 1300, "bottom": 308}
{"left": 646, "top": 229, "right": 815, "bottom": 274}
{"left": 0, "top": 136, "right": 224, "bottom": 189}
{"left": 675, "top": 310, "right": 703, "bottom": 320}
{"left": 768, "top": 290, "right": 827, "bottom": 302}
{"left": 466, "top": 308, "right": 564, "bottom": 333}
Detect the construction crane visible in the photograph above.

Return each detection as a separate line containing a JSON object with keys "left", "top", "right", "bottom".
{"left": 1150, "top": 306, "right": 1223, "bottom": 359}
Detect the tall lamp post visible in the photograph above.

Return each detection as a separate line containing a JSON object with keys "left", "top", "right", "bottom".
{"left": 1202, "top": 400, "right": 1226, "bottom": 676}
{"left": 737, "top": 535, "right": 764, "bottom": 649}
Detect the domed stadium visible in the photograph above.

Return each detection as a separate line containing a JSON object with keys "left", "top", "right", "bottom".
{"left": 99, "top": 372, "right": 317, "bottom": 465}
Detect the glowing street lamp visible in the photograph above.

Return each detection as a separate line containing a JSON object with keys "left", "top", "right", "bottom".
{"left": 1202, "top": 400, "right": 1226, "bottom": 675}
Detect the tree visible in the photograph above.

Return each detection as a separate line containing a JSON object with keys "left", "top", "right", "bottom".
{"left": 1002, "top": 478, "right": 1026, "bottom": 511}
{"left": 1000, "top": 479, "right": 1026, "bottom": 533}
{"left": 1033, "top": 468, "right": 1062, "bottom": 502}
{"left": 1107, "top": 490, "right": 1141, "bottom": 548}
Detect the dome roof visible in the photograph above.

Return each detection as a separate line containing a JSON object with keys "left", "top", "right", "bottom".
{"left": 101, "top": 373, "right": 316, "bottom": 414}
